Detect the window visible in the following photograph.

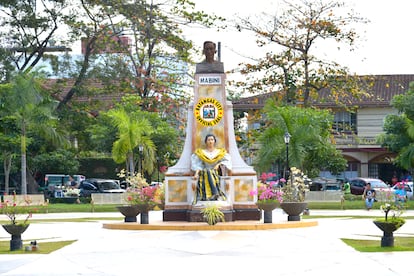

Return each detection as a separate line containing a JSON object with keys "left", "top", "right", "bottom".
{"left": 333, "top": 111, "right": 356, "bottom": 134}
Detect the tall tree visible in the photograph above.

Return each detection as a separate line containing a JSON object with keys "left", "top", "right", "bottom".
{"left": 0, "top": 0, "right": 222, "bottom": 120}
{"left": 56, "top": 0, "right": 221, "bottom": 113}
{"left": 0, "top": 83, "right": 20, "bottom": 194}
{"left": 0, "top": 0, "right": 70, "bottom": 80}
{"left": 6, "top": 71, "right": 66, "bottom": 194}
{"left": 106, "top": 108, "right": 155, "bottom": 176}
{"left": 234, "top": 0, "right": 369, "bottom": 107}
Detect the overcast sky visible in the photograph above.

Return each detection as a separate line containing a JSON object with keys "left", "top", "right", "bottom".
{"left": 186, "top": 0, "right": 414, "bottom": 77}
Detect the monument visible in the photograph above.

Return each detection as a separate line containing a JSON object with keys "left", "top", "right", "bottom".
{"left": 163, "top": 41, "right": 259, "bottom": 222}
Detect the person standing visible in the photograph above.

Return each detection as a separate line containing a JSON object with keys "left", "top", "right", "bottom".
{"left": 343, "top": 181, "right": 351, "bottom": 195}
{"left": 394, "top": 182, "right": 407, "bottom": 206}
{"left": 362, "top": 183, "right": 376, "bottom": 210}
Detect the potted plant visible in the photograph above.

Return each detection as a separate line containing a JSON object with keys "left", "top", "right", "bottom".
{"left": 279, "top": 167, "right": 310, "bottom": 221}
{"left": 0, "top": 192, "right": 33, "bottom": 251}
{"left": 118, "top": 169, "right": 160, "bottom": 224}
{"left": 373, "top": 201, "right": 406, "bottom": 247}
{"left": 250, "top": 180, "right": 283, "bottom": 223}
{"left": 200, "top": 204, "right": 225, "bottom": 225}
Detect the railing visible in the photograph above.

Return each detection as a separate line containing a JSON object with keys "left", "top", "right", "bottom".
{"left": 305, "top": 191, "right": 342, "bottom": 202}
{"left": 333, "top": 135, "right": 379, "bottom": 146}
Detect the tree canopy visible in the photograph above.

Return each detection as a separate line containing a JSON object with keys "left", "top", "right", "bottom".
{"left": 234, "top": 0, "right": 369, "bottom": 107}
{"left": 378, "top": 82, "right": 414, "bottom": 170}
{"left": 255, "top": 100, "right": 347, "bottom": 177}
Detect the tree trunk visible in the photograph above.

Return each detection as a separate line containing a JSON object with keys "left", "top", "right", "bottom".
{"left": 127, "top": 152, "right": 135, "bottom": 176}
{"left": 3, "top": 152, "right": 12, "bottom": 194}
{"left": 20, "top": 127, "right": 27, "bottom": 195}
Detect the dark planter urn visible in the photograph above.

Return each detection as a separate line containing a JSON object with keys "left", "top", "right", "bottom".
{"left": 116, "top": 205, "right": 141, "bottom": 222}
{"left": 140, "top": 212, "right": 149, "bottom": 224}
{"left": 2, "top": 224, "right": 30, "bottom": 251}
{"left": 136, "top": 204, "right": 153, "bottom": 224}
{"left": 256, "top": 202, "right": 279, "bottom": 223}
{"left": 280, "top": 202, "right": 308, "bottom": 221}
{"left": 373, "top": 220, "right": 405, "bottom": 247}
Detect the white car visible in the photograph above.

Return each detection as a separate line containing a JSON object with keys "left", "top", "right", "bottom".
{"left": 391, "top": 182, "right": 413, "bottom": 200}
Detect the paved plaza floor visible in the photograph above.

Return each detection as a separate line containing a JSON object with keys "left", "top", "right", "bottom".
{"left": 1, "top": 209, "right": 413, "bottom": 276}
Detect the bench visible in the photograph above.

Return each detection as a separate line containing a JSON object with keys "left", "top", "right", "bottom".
{"left": 2, "top": 194, "right": 46, "bottom": 206}
{"left": 91, "top": 193, "right": 126, "bottom": 205}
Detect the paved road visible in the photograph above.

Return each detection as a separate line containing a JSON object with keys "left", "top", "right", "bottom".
{"left": 1, "top": 209, "right": 413, "bottom": 276}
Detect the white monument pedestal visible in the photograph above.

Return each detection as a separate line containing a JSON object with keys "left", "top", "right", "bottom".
{"left": 163, "top": 67, "right": 259, "bottom": 222}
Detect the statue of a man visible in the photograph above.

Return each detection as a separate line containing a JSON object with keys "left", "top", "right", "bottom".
{"left": 202, "top": 41, "right": 218, "bottom": 63}
{"left": 195, "top": 41, "right": 224, "bottom": 73}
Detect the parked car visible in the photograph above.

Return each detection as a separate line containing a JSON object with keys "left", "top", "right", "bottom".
{"left": 391, "top": 182, "right": 413, "bottom": 200}
{"left": 79, "top": 179, "right": 125, "bottom": 197}
{"left": 349, "top": 177, "right": 390, "bottom": 195}
{"left": 310, "top": 177, "right": 342, "bottom": 191}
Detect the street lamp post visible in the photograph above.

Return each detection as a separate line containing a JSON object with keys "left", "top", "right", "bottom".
{"left": 284, "top": 132, "right": 291, "bottom": 181}
{"left": 139, "top": 145, "right": 144, "bottom": 175}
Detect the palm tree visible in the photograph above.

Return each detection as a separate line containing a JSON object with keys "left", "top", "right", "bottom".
{"left": 256, "top": 100, "right": 346, "bottom": 177}
{"left": 7, "top": 71, "right": 65, "bottom": 194}
{"left": 107, "top": 108, "right": 155, "bottom": 177}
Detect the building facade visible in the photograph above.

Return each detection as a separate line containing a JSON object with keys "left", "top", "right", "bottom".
{"left": 232, "top": 74, "right": 414, "bottom": 184}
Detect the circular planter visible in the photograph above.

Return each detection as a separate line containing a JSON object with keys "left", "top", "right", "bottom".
{"left": 256, "top": 202, "right": 279, "bottom": 212}
{"left": 2, "top": 224, "right": 30, "bottom": 251}
{"left": 280, "top": 202, "right": 308, "bottom": 221}
{"left": 256, "top": 202, "right": 279, "bottom": 223}
{"left": 373, "top": 220, "right": 405, "bottom": 247}
{"left": 116, "top": 205, "right": 141, "bottom": 223}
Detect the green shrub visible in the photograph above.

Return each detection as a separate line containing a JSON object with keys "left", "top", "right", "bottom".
{"left": 200, "top": 204, "right": 225, "bottom": 225}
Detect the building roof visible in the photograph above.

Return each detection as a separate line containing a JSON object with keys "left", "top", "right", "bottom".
{"left": 232, "top": 74, "right": 414, "bottom": 110}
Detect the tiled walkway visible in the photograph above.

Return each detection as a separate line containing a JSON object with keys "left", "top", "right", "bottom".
{"left": 1, "top": 209, "right": 413, "bottom": 276}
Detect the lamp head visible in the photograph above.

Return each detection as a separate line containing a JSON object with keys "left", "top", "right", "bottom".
{"left": 284, "top": 132, "right": 291, "bottom": 144}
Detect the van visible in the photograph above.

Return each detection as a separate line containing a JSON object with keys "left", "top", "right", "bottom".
{"left": 43, "top": 174, "right": 85, "bottom": 197}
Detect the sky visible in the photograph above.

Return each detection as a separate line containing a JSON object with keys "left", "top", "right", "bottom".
{"left": 185, "top": 0, "right": 414, "bottom": 77}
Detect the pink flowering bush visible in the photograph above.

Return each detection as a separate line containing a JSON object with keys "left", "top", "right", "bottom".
{"left": 118, "top": 169, "right": 164, "bottom": 209}
{"left": 0, "top": 192, "right": 34, "bottom": 225}
{"left": 126, "top": 185, "right": 161, "bottom": 206}
{"left": 259, "top": 172, "right": 277, "bottom": 182}
{"left": 250, "top": 181, "right": 283, "bottom": 203}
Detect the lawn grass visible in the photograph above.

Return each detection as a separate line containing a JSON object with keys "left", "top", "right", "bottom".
{"left": 341, "top": 237, "right": 414, "bottom": 252}
{"left": 0, "top": 240, "right": 76, "bottom": 254}
{"left": 307, "top": 200, "right": 414, "bottom": 210}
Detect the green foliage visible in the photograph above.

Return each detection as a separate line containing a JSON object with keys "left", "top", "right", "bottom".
{"left": 0, "top": 0, "right": 69, "bottom": 77}
{"left": 78, "top": 157, "right": 120, "bottom": 179}
{"left": 342, "top": 238, "right": 414, "bottom": 252}
{"left": 1, "top": 71, "right": 66, "bottom": 194}
{"left": 256, "top": 103, "right": 347, "bottom": 176}
{"left": 374, "top": 217, "right": 406, "bottom": 229}
{"left": 106, "top": 108, "right": 155, "bottom": 176}
{"left": 379, "top": 81, "right": 414, "bottom": 169}
{"left": 200, "top": 204, "right": 225, "bottom": 225}
{"left": 31, "top": 149, "right": 80, "bottom": 175}
{"left": 0, "top": 240, "right": 77, "bottom": 254}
